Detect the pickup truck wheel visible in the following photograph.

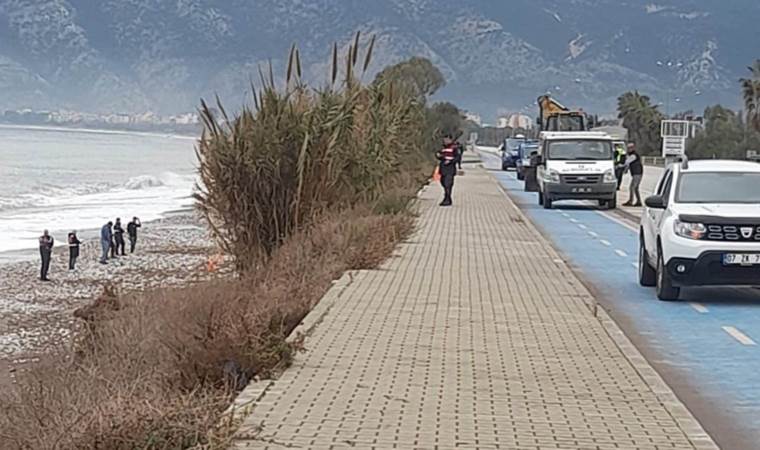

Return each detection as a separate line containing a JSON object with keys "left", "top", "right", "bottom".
{"left": 538, "top": 191, "right": 544, "bottom": 205}
{"left": 656, "top": 251, "right": 680, "bottom": 301}
{"left": 638, "top": 238, "right": 656, "bottom": 287}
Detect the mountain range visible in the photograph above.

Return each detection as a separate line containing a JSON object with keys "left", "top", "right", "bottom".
{"left": 0, "top": 0, "right": 758, "bottom": 120}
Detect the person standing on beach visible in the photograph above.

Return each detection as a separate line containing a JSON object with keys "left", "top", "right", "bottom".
{"left": 68, "top": 230, "right": 81, "bottom": 271}
{"left": 100, "top": 221, "right": 113, "bottom": 265}
{"left": 127, "top": 217, "right": 141, "bottom": 254}
{"left": 38, "top": 230, "right": 54, "bottom": 281}
{"left": 113, "top": 218, "right": 126, "bottom": 256}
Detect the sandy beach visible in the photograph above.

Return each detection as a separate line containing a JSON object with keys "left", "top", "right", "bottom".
{"left": 0, "top": 212, "right": 228, "bottom": 383}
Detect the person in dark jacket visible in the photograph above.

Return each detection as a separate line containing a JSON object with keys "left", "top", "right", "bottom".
{"left": 113, "top": 218, "right": 126, "bottom": 256}
{"left": 39, "top": 230, "right": 54, "bottom": 281}
{"left": 437, "top": 135, "right": 459, "bottom": 206}
{"left": 127, "top": 217, "right": 141, "bottom": 254}
{"left": 67, "top": 230, "right": 81, "bottom": 270}
{"left": 622, "top": 143, "right": 644, "bottom": 207}
{"left": 100, "top": 221, "right": 113, "bottom": 264}
{"left": 613, "top": 142, "right": 626, "bottom": 191}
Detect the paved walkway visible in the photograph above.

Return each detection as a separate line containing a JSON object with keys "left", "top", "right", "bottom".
{"left": 232, "top": 158, "right": 713, "bottom": 449}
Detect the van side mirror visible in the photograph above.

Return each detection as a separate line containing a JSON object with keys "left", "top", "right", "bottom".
{"left": 644, "top": 195, "right": 665, "bottom": 209}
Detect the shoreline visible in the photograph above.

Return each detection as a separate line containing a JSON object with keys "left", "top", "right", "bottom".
{"left": 0, "top": 123, "right": 198, "bottom": 140}
{"left": 0, "top": 211, "right": 228, "bottom": 385}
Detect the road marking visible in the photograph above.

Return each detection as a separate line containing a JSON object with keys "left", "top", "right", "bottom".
{"left": 578, "top": 224, "right": 588, "bottom": 230}
{"left": 596, "top": 210, "right": 638, "bottom": 233}
{"left": 631, "top": 262, "right": 638, "bottom": 269}
{"left": 569, "top": 218, "right": 579, "bottom": 223}
{"left": 588, "top": 231, "right": 598, "bottom": 238}
{"left": 600, "top": 240, "right": 612, "bottom": 247}
{"left": 722, "top": 326, "right": 757, "bottom": 346}
{"left": 615, "top": 249, "right": 628, "bottom": 257}
{"left": 689, "top": 303, "right": 709, "bottom": 314}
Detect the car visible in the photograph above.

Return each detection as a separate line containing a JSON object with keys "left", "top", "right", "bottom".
{"left": 533, "top": 131, "right": 618, "bottom": 210}
{"left": 500, "top": 137, "right": 526, "bottom": 171}
{"left": 515, "top": 141, "right": 539, "bottom": 181}
{"left": 639, "top": 159, "right": 760, "bottom": 301}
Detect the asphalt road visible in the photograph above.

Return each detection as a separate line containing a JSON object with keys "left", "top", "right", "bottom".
{"left": 479, "top": 149, "right": 760, "bottom": 450}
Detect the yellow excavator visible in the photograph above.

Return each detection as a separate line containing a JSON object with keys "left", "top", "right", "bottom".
{"left": 536, "top": 95, "right": 588, "bottom": 132}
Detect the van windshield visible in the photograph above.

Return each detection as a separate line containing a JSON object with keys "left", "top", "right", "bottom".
{"left": 547, "top": 140, "right": 613, "bottom": 161}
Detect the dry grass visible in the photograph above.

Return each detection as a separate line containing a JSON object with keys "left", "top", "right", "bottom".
{"left": 0, "top": 209, "right": 415, "bottom": 450}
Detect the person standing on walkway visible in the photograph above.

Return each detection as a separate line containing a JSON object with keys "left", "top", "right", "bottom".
{"left": 100, "top": 221, "right": 113, "bottom": 265}
{"left": 67, "top": 230, "right": 81, "bottom": 271}
{"left": 622, "top": 143, "right": 644, "bottom": 207}
{"left": 113, "top": 218, "right": 126, "bottom": 256}
{"left": 38, "top": 230, "right": 54, "bottom": 281}
{"left": 437, "top": 135, "right": 458, "bottom": 206}
{"left": 127, "top": 217, "right": 141, "bottom": 254}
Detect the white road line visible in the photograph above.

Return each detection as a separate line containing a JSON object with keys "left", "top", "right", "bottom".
{"left": 631, "top": 262, "right": 638, "bottom": 269}
{"left": 595, "top": 210, "right": 638, "bottom": 233}
{"left": 588, "top": 231, "right": 599, "bottom": 238}
{"left": 600, "top": 240, "right": 612, "bottom": 247}
{"left": 569, "top": 218, "right": 579, "bottom": 223}
{"left": 722, "top": 326, "right": 757, "bottom": 346}
{"left": 689, "top": 303, "right": 709, "bottom": 314}
{"left": 578, "top": 224, "right": 588, "bottom": 230}
{"left": 615, "top": 249, "right": 628, "bottom": 257}
{"left": 561, "top": 213, "right": 569, "bottom": 218}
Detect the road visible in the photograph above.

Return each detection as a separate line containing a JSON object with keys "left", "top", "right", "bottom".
{"left": 480, "top": 148, "right": 760, "bottom": 450}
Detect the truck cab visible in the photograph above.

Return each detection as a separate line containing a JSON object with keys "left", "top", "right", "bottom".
{"left": 534, "top": 131, "right": 618, "bottom": 210}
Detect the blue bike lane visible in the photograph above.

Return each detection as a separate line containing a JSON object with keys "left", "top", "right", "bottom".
{"left": 481, "top": 153, "right": 760, "bottom": 450}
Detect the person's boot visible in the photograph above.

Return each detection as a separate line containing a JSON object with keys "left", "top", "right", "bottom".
{"left": 622, "top": 201, "right": 633, "bottom": 206}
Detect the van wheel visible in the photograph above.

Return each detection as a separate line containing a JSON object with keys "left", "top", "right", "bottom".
{"left": 638, "top": 237, "right": 656, "bottom": 287}
{"left": 607, "top": 193, "right": 617, "bottom": 210}
{"left": 538, "top": 191, "right": 544, "bottom": 205}
{"left": 656, "top": 250, "right": 680, "bottom": 301}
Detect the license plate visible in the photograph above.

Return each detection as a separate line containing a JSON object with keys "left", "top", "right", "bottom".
{"left": 572, "top": 187, "right": 591, "bottom": 193}
{"left": 723, "top": 253, "right": 760, "bottom": 266}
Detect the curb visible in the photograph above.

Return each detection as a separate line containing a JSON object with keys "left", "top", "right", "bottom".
{"left": 479, "top": 159, "right": 719, "bottom": 450}
{"left": 222, "top": 271, "right": 356, "bottom": 443}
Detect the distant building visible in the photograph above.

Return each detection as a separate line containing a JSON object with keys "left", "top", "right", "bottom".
{"left": 464, "top": 111, "right": 482, "bottom": 126}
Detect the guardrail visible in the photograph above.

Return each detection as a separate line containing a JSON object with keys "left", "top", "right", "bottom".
{"left": 642, "top": 156, "right": 665, "bottom": 167}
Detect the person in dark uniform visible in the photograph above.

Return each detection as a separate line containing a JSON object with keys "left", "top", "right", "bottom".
{"left": 127, "top": 217, "right": 141, "bottom": 254}
{"left": 68, "top": 230, "right": 81, "bottom": 270}
{"left": 38, "top": 230, "right": 54, "bottom": 281}
{"left": 622, "top": 143, "right": 644, "bottom": 207}
{"left": 113, "top": 218, "right": 125, "bottom": 257}
{"left": 437, "top": 135, "right": 459, "bottom": 206}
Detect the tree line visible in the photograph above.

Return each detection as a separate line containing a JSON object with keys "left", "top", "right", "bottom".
{"left": 618, "top": 59, "right": 760, "bottom": 159}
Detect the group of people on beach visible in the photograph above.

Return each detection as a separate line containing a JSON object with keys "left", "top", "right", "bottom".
{"left": 37, "top": 217, "right": 141, "bottom": 282}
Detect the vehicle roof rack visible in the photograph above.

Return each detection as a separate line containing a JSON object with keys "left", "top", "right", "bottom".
{"left": 679, "top": 155, "right": 689, "bottom": 170}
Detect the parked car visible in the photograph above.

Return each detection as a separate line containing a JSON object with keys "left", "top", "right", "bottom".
{"left": 639, "top": 159, "right": 760, "bottom": 301}
{"left": 516, "top": 141, "right": 539, "bottom": 181}
{"left": 501, "top": 136, "right": 526, "bottom": 171}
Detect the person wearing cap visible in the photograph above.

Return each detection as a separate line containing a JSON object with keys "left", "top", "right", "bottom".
{"left": 113, "top": 218, "right": 126, "bottom": 256}
{"left": 67, "top": 230, "right": 81, "bottom": 270}
{"left": 622, "top": 142, "right": 644, "bottom": 206}
{"left": 38, "top": 230, "right": 54, "bottom": 281}
{"left": 437, "top": 134, "right": 459, "bottom": 206}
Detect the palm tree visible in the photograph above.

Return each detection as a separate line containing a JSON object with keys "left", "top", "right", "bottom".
{"left": 740, "top": 60, "right": 760, "bottom": 132}
{"left": 617, "top": 91, "right": 663, "bottom": 154}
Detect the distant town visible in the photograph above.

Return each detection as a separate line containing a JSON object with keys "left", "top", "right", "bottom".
{"left": 0, "top": 108, "right": 202, "bottom": 135}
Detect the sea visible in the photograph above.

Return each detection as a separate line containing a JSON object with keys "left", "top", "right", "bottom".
{"left": 0, "top": 125, "right": 197, "bottom": 256}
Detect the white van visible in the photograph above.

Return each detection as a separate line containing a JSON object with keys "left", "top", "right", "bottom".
{"left": 535, "top": 131, "right": 618, "bottom": 209}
